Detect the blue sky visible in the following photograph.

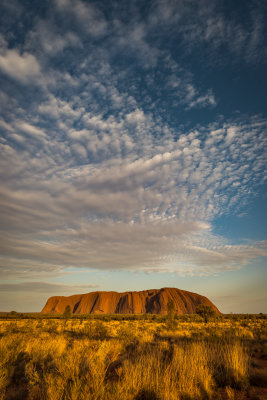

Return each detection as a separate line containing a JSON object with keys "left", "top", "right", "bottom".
{"left": 0, "top": 0, "right": 266, "bottom": 313}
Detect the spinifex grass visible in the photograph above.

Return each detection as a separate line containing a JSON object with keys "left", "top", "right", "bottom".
{"left": 0, "top": 316, "right": 265, "bottom": 400}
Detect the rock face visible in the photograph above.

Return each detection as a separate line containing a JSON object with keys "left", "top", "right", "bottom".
{"left": 41, "top": 287, "right": 220, "bottom": 315}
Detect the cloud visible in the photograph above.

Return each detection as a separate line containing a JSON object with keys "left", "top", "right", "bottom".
{"left": 150, "top": 0, "right": 267, "bottom": 64}
{"left": 38, "top": 95, "right": 83, "bottom": 120}
{"left": 179, "top": 242, "right": 267, "bottom": 272}
{"left": 226, "top": 126, "right": 237, "bottom": 143}
{"left": 26, "top": 19, "right": 81, "bottom": 55}
{"left": 15, "top": 121, "right": 47, "bottom": 138}
{"left": 187, "top": 90, "right": 217, "bottom": 109}
{"left": 0, "top": 97, "right": 266, "bottom": 276}
{"left": 0, "top": 281, "right": 100, "bottom": 293}
{"left": 0, "top": 0, "right": 266, "bottom": 285}
{"left": 0, "top": 49, "right": 41, "bottom": 83}
{"left": 54, "top": 0, "right": 107, "bottom": 37}
{"left": 114, "top": 21, "right": 160, "bottom": 68}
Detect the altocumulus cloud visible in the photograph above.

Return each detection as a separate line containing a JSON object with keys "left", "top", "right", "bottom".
{"left": 0, "top": 0, "right": 266, "bottom": 284}
{"left": 0, "top": 113, "right": 266, "bottom": 277}
{"left": 0, "top": 48, "right": 41, "bottom": 84}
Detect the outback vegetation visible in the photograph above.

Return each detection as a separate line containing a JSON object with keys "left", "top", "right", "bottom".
{"left": 0, "top": 312, "right": 266, "bottom": 400}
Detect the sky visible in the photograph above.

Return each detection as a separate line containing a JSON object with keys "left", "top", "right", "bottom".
{"left": 0, "top": 0, "right": 266, "bottom": 313}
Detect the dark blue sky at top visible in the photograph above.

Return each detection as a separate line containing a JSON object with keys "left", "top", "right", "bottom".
{"left": 0, "top": 0, "right": 266, "bottom": 312}
{"left": 1, "top": 0, "right": 266, "bottom": 128}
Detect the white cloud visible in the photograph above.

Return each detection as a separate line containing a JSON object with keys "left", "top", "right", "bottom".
{"left": 151, "top": 0, "right": 266, "bottom": 64}
{"left": 26, "top": 20, "right": 81, "bottom": 55}
{"left": 187, "top": 90, "right": 217, "bottom": 109}
{"left": 0, "top": 0, "right": 266, "bottom": 284}
{"left": 0, "top": 49, "right": 40, "bottom": 83}
{"left": 226, "top": 126, "right": 238, "bottom": 143}
{"left": 54, "top": 0, "right": 107, "bottom": 37}
{"left": 16, "top": 121, "right": 47, "bottom": 138}
{"left": 116, "top": 22, "right": 160, "bottom": 68}
{"left": 164, "top": 61, "right": 217, "bottom": 110}
{"left": 0, "top": 102, "right": 266, "bottom": 276}
{"left": 38, "top": 95, "right": 83, "bottom": 120}
{"left": 71, "top": 143, "right": 88, "bottom": 159}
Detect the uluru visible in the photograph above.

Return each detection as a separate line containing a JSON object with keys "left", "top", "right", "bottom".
{"left": 41, "top": 287, "right": 220, "bottom": 315}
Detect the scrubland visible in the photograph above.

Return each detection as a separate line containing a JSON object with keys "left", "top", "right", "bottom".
{"left": 0, "top": 314, "right": 266, "bottom": 400}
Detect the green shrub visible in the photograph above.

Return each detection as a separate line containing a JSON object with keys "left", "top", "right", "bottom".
{"left": 63, "top": 305, "right": 72, "bottom": 319}
{"left": 195, "top": 304, "right": 216, "bottom": 323}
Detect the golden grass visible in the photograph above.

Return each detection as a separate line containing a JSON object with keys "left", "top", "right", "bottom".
{"left": 0, "top": 316, "right": 266, "bottom": 400}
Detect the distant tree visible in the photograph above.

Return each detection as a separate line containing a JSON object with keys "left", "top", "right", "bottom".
{"left": 167, "top": 299, "right": 175, "bottom": 320}
{"left": 195, "top": 304, "right": 216, "bottom": 323}
{"left": 63, "top": 305, "right": 72, "bottom": 319}
{"left": 165, "top": 299, "right": 178, "bottom": 330}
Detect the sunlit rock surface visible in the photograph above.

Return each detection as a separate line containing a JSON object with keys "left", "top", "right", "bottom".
{"left": 41, "top": 287, "right": 220, "bottom": 315}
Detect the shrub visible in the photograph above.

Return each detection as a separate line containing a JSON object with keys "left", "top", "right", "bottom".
{"left": 195, "top": 304, "right": 216, "bottom": 323}
{"left": 93, "top": 321, "right": 109, "bottom": 340}
{"left": 167, "top": 299, "right": 175, "bottom": 321}
{"left": 117, "top": 324, "right": 136, "bottom": 342}
{"left": 63, "top": 305, "right": 72, "bottom": 319}
{"left": 165, "top": 319, "right": 178, "bottom": 331}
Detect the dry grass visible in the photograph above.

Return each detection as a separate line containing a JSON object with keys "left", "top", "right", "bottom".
{"left": 0, "top": 316, "right": 266, "bottom": 400}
